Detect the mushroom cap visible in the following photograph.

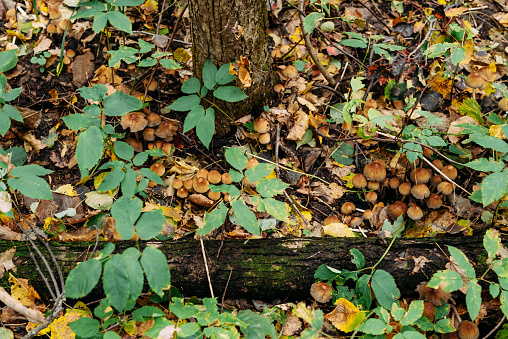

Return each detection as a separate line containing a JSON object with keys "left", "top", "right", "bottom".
{"left": 193, "top": 177, "right": 209, "bottom": 194}
{"left": 365, "top": 191, "right": 377, "bottom": 203}
{"left": 176, "top": 187, "right": 189, "bottom": 198}
{"left": 411, "top": 168, "right": 431, "bottom": 184}
{"left": 150, "top": 163, "right": 165, "bottom": 177}
{"left": 196, "top": 168, "right": 209, "bottom": 179}
{"left": 125, "top": 138, "right": 143, "bottom": 152}
{"left": 465, "top": 71, "right": 486, "bottom": 89}
{"left": 66, "top": 49, "right": 76, "bottom": 58}
{"left": 430, "top": 175, "right": 442, "bottom": 188}
{"left": 407, "top": 205, "right": 424, "bottom": 220}
{"left": 423, "top": 302, "right": 435, "bottom": 322}
{"left": 172, "top": 178, "right": 183, "bottom": 189}
{"left": 352, "top": 173, "right": 368, "bottom": 189}
{"left": 48, "top": 4, "right": 61, "bottom": 19}
{"left": 437, "top": 181, "right": 453, "bottom": 195}
{"left": 415, "top": 281, "right": 451, "bottom": 306}
{"left": 310, "top": 282, "right": 333, "bottom": 303}
{"left": 323, "top": 215, "right": 340, "bottom": 226}
{"left": 363, "top": 209, "right": 374, "bottom": 220}
{"left": 442, "top": 165, "right": 458, "bottom": 181}
{"left": 399, "top": 182, "right": 412, "bottom": 196}
{"left": 427, "top": 194, "right": 442, "bottom": 209}
{"left": 274, "top": 83, "right": 285, "bottom": 93}
{"left": 350, "top": 217, "right": 363, "bottom": 228}
{"left": 367, "top": 181, "right": 380, "bottom": 191}
{"left": 411, "top": 184, "right": 430, "bottom": 200}
{"left": 365, "top": 98, "right": 378, "bottom": 109}
{"left": 389, "top": 177, "right": 400, "bottom": 190}
{"left": 282, "top": 65, "right": 298, "bottom": 79}
{"left": 432, "top": 159, "right": 444, "bottom": 170}
{"left": 207, "top": 190, "right": 221, "bottom": 201}
{"left": 258, "top": 132, "right": 271, "bottom": 144}
{"left": 58, "top": 19, "right": 71, "bottom": 31}
{"left": 422, "top": 147, "right": 433, "bottom": 157}
{"left": 155, "top": 120, "right": 178, "bottom": 139}
{"left": 363, "top": 162, "right": 387, "bottom": 182}
{"left": 387, "top": 201, "right": 407, "bottom": 220}
{"left": 341, "top": 202, "right": 356, "bottom": 215}
{"left": 184, "top": 179, "right": 193, "bottom": 190}
{"left": 47, "top": 23, "right": 58, "bottom": 34}
{"left": 146, "top": 113, "right": 162, "bottom": 127}
{"left": 246, "top": 158, "right": 259, "bottom": 170}
{"left": 254, "top": 118, "right": 270, "bottom": 134}
{"left": 143, "top": 127, "right": 156, "bottom": 141}
{"left": 499, "top": 97, "right": 508, "bottom": 111}
{"left": 221, "top": 173, "right": 233, "bottom": 185}
{"left": 457, "top": 320, "right": 479, "bottom": 339}
{"left": 121, "top": 112, "right": 148, "bottom": 132}
{"left": 162, "top": 143, "right": 173, "bottom": 155}
{"left": 207, "top": 170, "right": 222, "bottom": 184}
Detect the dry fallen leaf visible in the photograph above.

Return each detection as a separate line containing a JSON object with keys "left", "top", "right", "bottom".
{"left": 322, "top": 222, "right": 355, "bottom": 237}
{"left": 286, "top": 110, "right": 309, "bottom": 140}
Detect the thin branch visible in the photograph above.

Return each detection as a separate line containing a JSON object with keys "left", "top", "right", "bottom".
{"left": 200, "top": 237, "right": 215, "bottom": 298}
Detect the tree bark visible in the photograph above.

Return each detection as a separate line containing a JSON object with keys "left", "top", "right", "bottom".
{"left": 2, "top": 236, "right": 499, "bottom": 301}
{"left": 188, "top": 0, "right": 273, "bottom": 136}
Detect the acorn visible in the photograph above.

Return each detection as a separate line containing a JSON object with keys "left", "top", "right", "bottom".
{"left": 193, "top": 177, "right": 209, "bottom": 194}
{"left": 437, "top": 182, "right": 453, "bottom": 195}
{"left": 387, "top": 201, "right": 407, "bottom": 220}
{"left": 457, "top": 320, "right": 479, "bottom": 339}
{"left": 352, "top": 173, "right": 368, "bottom": 189}
{"left": 363, "top": 162, "right": 386, "bottom": 182}
{"left": 254, "top": 118, "right": 270, "bottom": 134}
{"left": 341, "top": 202, "right": 355, "bottom": 215}
{"left": 411, "top": 184, "right": 430, "bottom": 200}
{"left": 427, "top": 194, "right": 442, "bottom": 209}
{"left": 207, "top": 170, "right": 222, "bottom": 184}
{"left": 441, "top": 165, "right": 457, "bottom": 181}
{"left": 407, "top": 205, "right": 424, "bottom": 220}
{"left": 310, "top": 282, "right": 333, "bottom": 303}
{"left": 221, "top": 173, "right": 233, "bottom": 185}
{"left": 176, "top": 187, "right": 189, "bottom": 198}
{"left": 365, "top": 191, "right": 377, "bottom": 204}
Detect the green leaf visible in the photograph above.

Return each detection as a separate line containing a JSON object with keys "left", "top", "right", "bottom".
{"left": 178, "top": 322, "right": 202, "bottom": 337}
{"left": 465, "top": 133, "right": 508, "bottom": 153}
{"left": 415, "top": 110, "right": 444, "bottom": 127}
{"left": 69, "top": 317, "right": 100, "bottom": 338}
{"left": 103, "top": 91, "right": 143, "bottom": 116}
{"left": 213, "top": 86, "right": 248, "bottom": 102}
{"left": 138, "top": 58, "right": 156, "bottom": 67}
{"left": 428, "top": 270, "right": 463, "bottom": 292}
{"left": 465, "top": 158, "right": 504, "bottom": 172}
{"left": 210, "top": 184, "right": 241, "bottom": 197}
{"left": 84, "top": 104, "right": 101, "bottom": 117}
{"left": 350, "top": 248, "right": 365, "bottom": 270}
{"left": 76, "top": 126, "right": 103, "bottom": 176}
{"left": 448, "top": 246, "right": 475, "bottom": 278}
{"left": 494, "top": 258, "right": 508, "bottom": 278}
{"left": 104, "top": 331, "right": 121, "bottom": 339}
{"left": 98, "top": 170, "right": 125, "bottom": 192}
{"left": 114, "top": 141, "right": 134, "bottom": 161}
{"left": 371, "top": 269, "right": 400, "bottom": 309}
{"left": 65, "top": 259, "right": 102, "bottom": 298}
{"left": 92, "top": 12, "right": 108, "bottom": 33}
{"left": 0, "top": 110, "right": 12, "bottom": 136}
{"left": 423, "top": 42, "right": 456, "bottom": 58}
{"left": 121, "top": 168, "right": 137, "bottom": 198}
{"left": 3, "top": 87, "right": 21, "bottom": 102}
{"left": 256, "top": 178, "right": 290, "bottom": 198}
{"left": 400, "top": 300, "right": 423, "bottom": 326}
{"left": 107, "top": 11, "right": 132, "bottom": 33}
{"left": 183, "top": 105, "right": 205, "bottom": 133}
{"left": 225, "top": 147, "right": 248, "bottom": 171}
{"left": 466, "top": 279, "right": 481, "bottom": 321}
{"left": 358, "top": 318, "right": 391, "bottom": 335}
{"left": 196, "top": 202, "right": 228, "bottom": 235}
{"left": 458, "top": 98, "right": 482, "bottom": 123}
{"left": 136, "top": 209, "right": 165, "bottom": 240}
{"left": 137, "top": 38, "right": 154, "bottom": 53}
{"left": 111, "top": 196, "right": 142, "bottom": 240}
{"left": 168, "top": 94, "right": 201, "bottom": 112}
{"left": 340, "top": 39, "right": 367, "bottom": 49}
{"left": 196, "top": 108, "right": 215, "bottom": 148}
{"left": 402, "top": 143, "right": 422, "bottom": 164}
{"left": 350, "top": 76, "right": 365, "bottom": 92}
{"left": 434, "top": 318, "right": 455, "bottom": 333}
{"left": 232, "top": 199, "right": 259, "bottom": 235}
{"left": 490, "top": 283, "right": 500, "bottom": 298}
{"left": 10, "top": 164, "right": 52, "bottom": 177}
{"left": 332, "top": 143, "right": 354, "bottom": 165}
{"left": 121, "top": 248, "right": 144, "bottom": 311}
{"left": 140, "top": 168, "right": 165, "bottom": 186}
{"left": 7, "top": 176, "right": 53, "bottom": 200}
{"left": 62, "top": 113, "right": 95, "bottom": 130}
{"left": 133, "top": 152, "right": 148, "bottom": 166}
{"left": 356, "top": 274, "right": 372, "bottom": 310}
{"left": 238, "top": 310, "right": 278, "bottom": 339}
{"left": 202, "top": 59, "right": 218, "bottom": 90}
{"left": 303, "top": 12, "right": 323, "bottom": 33}
{"left": 181, "top": 77, "right": 201, "bottom": 94}
{"left": 140, "top": 246, "right": 171, "bottom": 296}
{"left": 103, "top": 254, "right": 130, "bottom": 311}
{"left": 245, "top": 163, "right": 275, "bottom": 182}
{"left": 169, "top": 297, "right": 199, "bottom": 319}
{"left": 450, "top": 47, "right": 465, "bottom": 65}
{"left": 478, "top": 171, "right": 508, "bottom": 206}
{"left": 0, "top": 50, "right": 18, "bottom": 73}
{"left": 484, "top": 229, "right": 500, "bottom": 261}
{"left": 79, "top": 84, "right": 108, "bottom": 102}
{"left": 132, "top": 305, "right": 166, "bottom": 322}
{"left": 263, "top": 198, "right": 288, "bottom": 222}
{"left": 2, "top": 105, "right": 23, "bottom": 122}
{"left": 216, "top": 63, "right": 235, "bottom": 85}
{"left": 501, "top": 290, "right": 508, "bottom": 317}
{"left": 159, "top": 58, "right": 181, "bottom": 70}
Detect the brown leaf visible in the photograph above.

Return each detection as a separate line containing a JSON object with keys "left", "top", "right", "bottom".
{"left": 70, "top": 51, "right": 95, "bottom": 87}
{"left": 286, "top": 110, "right": 309, "bottom": 140}
{"left": 188, "top": 194, "right": 214, "bottom": 207}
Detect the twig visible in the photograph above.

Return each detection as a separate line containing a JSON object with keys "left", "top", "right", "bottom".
{"left": 220, "top": 269, "right": 233, "bottom": 313}
{"left": 0, "top": 287, "right": 45, "bottom": 323}
{"left": 166, "top": 2, "right": 189, "bottom": 50}
{"left": 297, "top": 0, "right": 337, "bottom": 86}
{"left": 275, "top": 124, "right": 281, "bottom": 179}
{"left": 199, "top": 237, "right": 215, "bottom": 298}
{"left": 483, "top": 315, "right": 505, "bottom": 339}
{"left": 419, "top": 155, "right": 470, "bottom": 195}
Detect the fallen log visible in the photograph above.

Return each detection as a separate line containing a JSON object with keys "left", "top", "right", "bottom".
{"left": 0, "top": 235, "right": 497, "bottom": 300}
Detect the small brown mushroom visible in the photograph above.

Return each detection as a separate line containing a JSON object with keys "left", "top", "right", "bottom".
{"left": 258, "top": 132, "right": 271, "bottom": 144}
{"left": 125, "top": 138, "right": 143, "bottom": 153}
{"left": 221, "top": 173, "right": 233, "bottom": 185}
{"left": 437, "top": 182, "right": 453, "bottom": 195}
{"left": 411, "top": 184, "right": 430, "bottom": 200}
{"left": 146, "top": 113, "right": 162, "bottom": 127}
{"left": 176, "top": 187, "right": 189, "bottom": 198}
{"left": 341, "top": 202, "right": 355, "bottom": 215}
{"left": 411, "top": 168, "right": 431, "bottom": 184}
{"left": 310, "top": 282, "right": 333, "bottom": 303}
{"left": 150, "top": 163, "right": 165, "bottom": 177}
{"left": 143, "top": 127, "right": 156, "bottom": 141}
{"left": 193, "top": 177, "right": 209, "bottom": 194}
{"left": 352, "top": 173, "right": 368, "bottom": 189}
{"left": 407, "top": 205, "right": 423, "bottom": 220}
{"left": 207, "top": 170, "right": 222, "bottom": 185}
{"left": 457, "top": 320, "right": 479, "bottom": 339}
{"left": 426, "top": 194, "right": 442, "bottom": 209}
{"left": 441, "top": 165, "right": 457, "bottom": 181}
{"left": 254, "top": 118, "right": 270, "bottom": 134}
{"left": 365, "top": 191, "right": 377, "bottom": 204}
{"left": 121, "top": 112, "right": 148, "bottom": 132}
{"left": 363, "top": 162, "right": 386, "bottom": 182}
{"left": 172, "top": 178, "right": 183, "bottom": 190}
{"left": 387, "top": 201, "right": 407, "bottom": 220}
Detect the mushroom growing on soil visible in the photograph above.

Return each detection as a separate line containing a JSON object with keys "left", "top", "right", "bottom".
{"left": 387, "top": 201, "right": 407, "bottom": 220}
{"left": 352, "top": 173, "right": 368, "bottom": 189}
{"left": 254, "top": 118, "right": 270, "bottom": 134}
{"left": 427, "top": 194, "right": 442, "bottom": 209}
{"left": 407, "top": 205, "right": 424, "bottom": 220}
{"left": 310, "top": 282, "right": 333, "bottom": 303}
{"left": 207, "top": 170, "right": 222, "bottom": 184}
{"left": 457, "top": 320, "right": 479, "bottom": 339}
{"left": 221, "top": 173, "right": 233, "bottom": 185}
{"left": 341, "top": 202, "right": 355, "bottom": 215}
{"left": 441, "top": 165, "right": 458, "bottom": 181}
{"left": 411, "top": 184, "right": 430, "bottom": 200}
{"left": 411, "top": 168, "right": 430, "bottom": 184}
{"left": 121, "top": 112, "right": 148, "bottom": 132}
{"left": 363, "top": 161, "right": 386, "bottom": 182}
{"left": 437, "top": 182, "right": 453, "bottom": 195}
{"left": 193, "top": 177, "right": 209, "bottom": 194}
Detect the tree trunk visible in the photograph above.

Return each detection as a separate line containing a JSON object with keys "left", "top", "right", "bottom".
{"left": 188, "top": 0, "right": 273, "bottom": 136}
{"left": 2, "top": 236, "right": 498, "bottom": 301}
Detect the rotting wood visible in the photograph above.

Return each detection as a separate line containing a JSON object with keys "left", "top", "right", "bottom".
{"left": 1, "top": 236, "right": 498, "bottom": 301}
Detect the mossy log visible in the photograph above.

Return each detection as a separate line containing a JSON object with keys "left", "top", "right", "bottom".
{"left": 0, "top": 236, "right": 496, "bottom": 300}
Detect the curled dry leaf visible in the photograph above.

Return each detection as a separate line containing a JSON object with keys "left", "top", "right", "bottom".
{"left": 286, "top": 110, "right": 309, "bottom": 140}
{"left": 188, "top": 194, "right": 214, "bottom": 207}
{"left": 238, "top": 55, "right": 252, "bottom": 88}
{"left": 448, "top": 116, "right": 477, "bottom": 144}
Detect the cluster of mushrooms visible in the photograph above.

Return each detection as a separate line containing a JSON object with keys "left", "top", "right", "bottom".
{"left": 120, "top": 111, "right": 178, "bottom": 154}
{"left": 332, "top": 155, "right": 458, "bottom": 228}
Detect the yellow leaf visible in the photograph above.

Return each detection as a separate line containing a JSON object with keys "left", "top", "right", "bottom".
{"left": 490, "top": 125, "right": 506, "bottom": 139}
{"left": 325, "top": 298, "right": 366, "bottom": 332}
{"left": 144, "top": 0, "right": 158, "bottom": 12}
{"left": 460, "top": 40, "right": 474, "bottom": 65}
{"left": 445, "top": 7, "right": 467, "bottom": 17}
{"left": 54, "top": 184, "right": 78, "bottom": 197}
{"left": 437, "top": 0, "right": 447, "bottom": 4}
{"left": 173, "top": 48, "right": 192, "bottom": 63}
{"left": 42, "top": 305, "right": 92, "bottom": 338}
{"left": 342, "top": 173, "right": 355, "bottom": 189}
{"left": 238, "top": 56, "right": 252, "bottom": 88}
{"left": 484, "top": 82, "right": 496, "bottom": 96}
{"left": 9, "top": 274, "right": 41, "bottom": 308}
{"left": 322, "top": 222, "right": 355, "bottom": 237}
